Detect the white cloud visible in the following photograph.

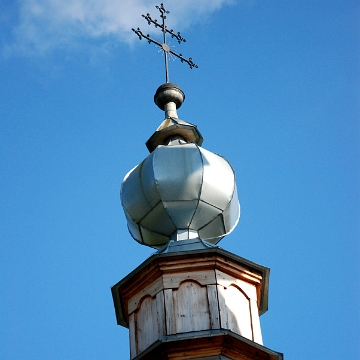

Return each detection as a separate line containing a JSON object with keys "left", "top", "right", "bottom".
{"left": 4, "top": 0, "right": 235, "bottom": 56}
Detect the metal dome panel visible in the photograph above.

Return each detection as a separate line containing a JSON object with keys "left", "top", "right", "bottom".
{"left": 139, "top": 226, "right": 169, "bottom": 248}
{"left": 153, "top": 144, "right": 203, "bottom": 201}
{"left": 140, "top": 153, "right": 161, "bottom": 207}
{"left": 139, "top": 202, "right": 176, "bottom": 236}
{"left": 223, "top": 186, "right": 240, "bottom": 234}
{"left": 189, "top": 200, "right": 223, "bottom": 230}
{"left": 199, "top": 148, "right": 235, "bottom": 210}
{"left": 163, "top": 200, "right": 198, "bottom": 228}
{"left": 198, "top": 214, "right": 226, "bottom": 243}
{"left": 121, "top": 164, "right": 152, "bottom": 222}
{"left": 123, "top": 209, "right": 142, "bottom": 244}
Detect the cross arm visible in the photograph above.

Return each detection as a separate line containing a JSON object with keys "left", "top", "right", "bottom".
{"left": 169, "top": 49, "right": 198, "bottom": 69}
{"left": 132, "top": 28, "right": 163, "bottom": 48}
{"left": 142, "top": 13, "right": 186, "bottom": 44}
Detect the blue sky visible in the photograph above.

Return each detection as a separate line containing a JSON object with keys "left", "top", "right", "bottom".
{"left": 1, "top": 0, "right": 359, "bottom": 359}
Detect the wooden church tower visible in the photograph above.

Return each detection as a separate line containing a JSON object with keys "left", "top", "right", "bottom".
{"left": 112, "top": 4, "right": 283, "bottom": 360}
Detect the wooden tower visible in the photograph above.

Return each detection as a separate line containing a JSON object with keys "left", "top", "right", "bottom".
{"left": 112, "top": 241, "right": 283, "bottom": 359}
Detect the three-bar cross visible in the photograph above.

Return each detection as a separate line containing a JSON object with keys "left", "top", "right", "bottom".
{"left": 132, "top": 3, "right": 198, "bottom": 83}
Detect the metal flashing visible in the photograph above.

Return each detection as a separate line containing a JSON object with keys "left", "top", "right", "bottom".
{"left": 146, "top": 118, "right": 203, "bottom": 152}
{"left": 157, "top": 238, "right": 217, "bottom": 253}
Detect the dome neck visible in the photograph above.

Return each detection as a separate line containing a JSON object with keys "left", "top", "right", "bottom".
{"left": 164, "top": 101, "right": 178, "bottom": 118}
{"left": 154, "top": 83, "right": 185, "bottom": 119}
{"left": 171, "top": 229, "right": 199, "bottom": 241}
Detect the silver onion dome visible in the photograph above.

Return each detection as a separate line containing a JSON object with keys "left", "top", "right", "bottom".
{"left": 120, "top": 83, "right": 240, "bottom": 249}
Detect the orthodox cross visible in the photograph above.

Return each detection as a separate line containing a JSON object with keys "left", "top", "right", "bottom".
{"left": 132, "top": 3, "right": 198, "bottom": 83}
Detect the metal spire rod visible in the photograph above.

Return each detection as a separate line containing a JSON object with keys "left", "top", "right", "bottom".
{"left": 132, "top": 3, "right": 198, "bottom": 83}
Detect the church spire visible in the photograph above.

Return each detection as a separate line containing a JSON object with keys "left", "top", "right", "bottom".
{"left": 112, "top": 4, "right": 283, "bottom": 360}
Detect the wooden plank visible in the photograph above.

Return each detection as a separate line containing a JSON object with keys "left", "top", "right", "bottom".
{"left": 128, "top": 276, "right": 163, "bottom": 314}
{"left": 217, "top": 285, "right": 228, "bottom": 330}
{"left": 136, "top": 296, "right": 159, "bottom": 354}
{"left": 163, "top": 269, "right": 216, "bottom": 289}
{"left": 226, "top": 285, "right": 252, "bottom": 340}
{"left": 159, "top": 258, "right": 216, "bottom": 271}
{"left": 213, "top": 259, "right": 263, "bottom": 285}
{"left": 250, "top": 298, "right": 263, "bottom": 345}
{"left": 224, "top": 287, "right": 239, "bottom": 334}
{"left": 174, "top": 280, "right": 211, "bottom": 333}
{"left": 215, "top": 269, "right": 257, "bottom": 301}
{"left": 119, "top": 263, "right": 164, "bottom": 303}
{"left": 164, "top": 289, "right": 176, "bottom": 335}
{"left": 156, "top": 291, "right": 166, "bottom": 338}
{"left": 217, "top": 284, "right": 253, "bottom": 340}
{"left": 207, "top": 284, "right": 220, "bottom": 329}
{"left": 128, "top": 313, "right": 137, "bottom": 359}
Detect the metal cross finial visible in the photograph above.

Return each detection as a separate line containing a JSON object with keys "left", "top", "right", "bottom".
{"left": 132, "top": 3, "right": 198, "bottom": 83}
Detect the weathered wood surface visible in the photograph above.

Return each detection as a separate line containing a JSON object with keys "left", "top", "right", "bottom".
{"left": 250, "top": 298, "right": 263, "bottom": 345}
{"left": 136, "top": 296, "right": 159, "bottom": 354}
{"left": 163, "top": 269, "right": 216, "bottom": 289}
{"left": 129, "top": 280, "right": 262, "bottom": 358}
{"left": 207, "top": 284, "right": 220, "bottom": 329}
{"left": 116, "top": 251, "right": 266, "bottom": 324}
{"left": 173, "top": 281, "right": 211, "bottom": 333}
{"left": 217, "top": 284, "right": 253, "bottom": 341}
{"left": 216, "top": 269, "right": 258, "bottom": 302}
{"left": 156, "top": 291, "right": 166, "bottom": 338}
{"left": 121, "top": 251, "right": 267, "bottom": 358}
{"left": 164, "top": 288, "right": 176, "bottom": 335}
{"left": 128, "top": 313, "right": 136, "bottom": 359}
{"left": 128, "top": 276, "right": 163, "bottom": 314}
